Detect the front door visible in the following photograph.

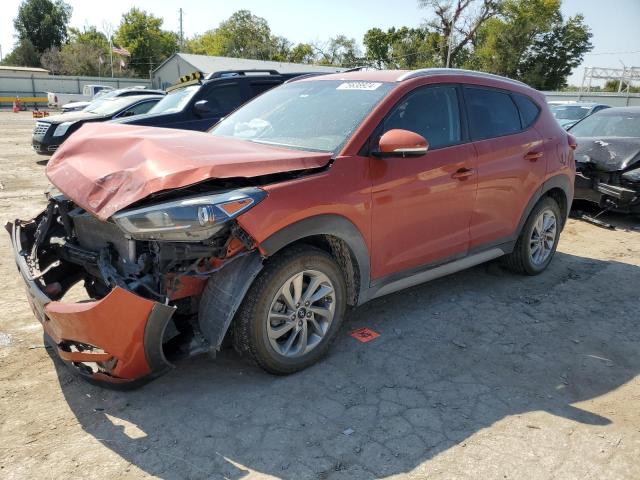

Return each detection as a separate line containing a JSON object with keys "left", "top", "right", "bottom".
{"left": 370, "top": 85, "right": 478, "bottom": 280}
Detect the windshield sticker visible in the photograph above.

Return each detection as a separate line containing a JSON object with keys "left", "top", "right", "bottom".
{"left": 336, "top": 82, "right": 382, "bottom": 91}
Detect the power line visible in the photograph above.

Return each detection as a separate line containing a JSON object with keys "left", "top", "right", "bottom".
{"left": 584, "top": 50, "right": 640, "bottom": 56}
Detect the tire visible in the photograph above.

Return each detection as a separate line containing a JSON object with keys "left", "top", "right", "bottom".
{"left": 503, "top": 196, "right": 562, "bottom": 275}
{"left": 233, "top": 245, "right": 347, "bottom": 375}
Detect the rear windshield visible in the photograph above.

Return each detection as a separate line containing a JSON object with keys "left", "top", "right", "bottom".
{"left": 148, "top": 85, "right": 199, "bottom": 114}
{"left": 569, "top": 111, "right": 640, "bottom": 137}
{"left": 211, "top": 80, "right": 394, "bottom": 153}
{"left": 550, "top": 105, "right": 591, "bottom": 121}
{"left": 85, "top": 96, "right": 143, "bottom": 115}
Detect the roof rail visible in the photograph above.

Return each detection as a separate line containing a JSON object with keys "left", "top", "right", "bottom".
{"left": 284, "top": 72, "right": 331, "bottom": 83}
{"left": 206, "top": 69, "right": 280, "bottom": 80}
{"left": 342, "top": 66, "right": 379, "bottom": 72}
{"left": 397, "top": 68, "right": 528, "bottom": 87}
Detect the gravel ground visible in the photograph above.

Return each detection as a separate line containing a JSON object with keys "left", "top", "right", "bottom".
{"left": 0, "top": 111, "right": 639, "bottom": 480}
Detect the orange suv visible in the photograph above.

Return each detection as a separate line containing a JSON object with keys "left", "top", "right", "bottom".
{"left": 8, "top": 69, "right": 576, "bottom": 387}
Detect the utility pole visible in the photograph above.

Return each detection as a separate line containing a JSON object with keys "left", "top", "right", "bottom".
{"left": 179, "top": 8, "right": 184, "bottom": 50}
{"left": 445, "top": 16, "right": 455, "bottom": 68}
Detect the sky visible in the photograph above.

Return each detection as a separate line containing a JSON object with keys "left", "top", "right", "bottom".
{"left": 1, "top": 0, "right": 639, "bottom": 86}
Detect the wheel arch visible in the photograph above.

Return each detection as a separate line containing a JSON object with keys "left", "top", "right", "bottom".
{"left": 516, "top": 174, "right": 573, "bottom": 236}
{"left": 259, "top": 214, "right": 371, "bottom": 306}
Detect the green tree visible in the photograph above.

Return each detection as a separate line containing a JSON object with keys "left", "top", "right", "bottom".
{"left": 114, "top": 8, "right": 177, "bottom": 77}
{"left": 474, "top": 0, "right": 560, "bottom": 77}
{"left": 419, "top": 0, "right": 502, "bottom": 67}
{"left": 186, "top": 10, "right": 277, "bottom": 60}
{"left": 316, "top": 35, "right": 361, "bottom": 67}
{"left": 518, "top": 14, "right": 593, "bottom": 90}
{"left": 1, "top": 39, "right": 40, "bottom": 67}
{"left": 288, "top": 43, "right": 315, "bottom": 64}
{"left": 41, "top": 26, "right": 110, "bottom": 76}
{"left": 14, "top": 0, "right": 71, "bottom": 56}
{"left": 363, "top": 28, "right": 390, "bottom": 68}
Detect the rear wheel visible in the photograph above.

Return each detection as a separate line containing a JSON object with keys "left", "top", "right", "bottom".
{"left": 233, "top": 245, "right": 346, "bottom": 375}
{"left": 503, "top": 197, "right": 561, "bottom": 275}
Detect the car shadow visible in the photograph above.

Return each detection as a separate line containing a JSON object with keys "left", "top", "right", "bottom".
{"left": 571, "top": 200, "right": 640, "bottom": 232}
{"left": 48, "top": 251, "right": 640, "bottom": 479}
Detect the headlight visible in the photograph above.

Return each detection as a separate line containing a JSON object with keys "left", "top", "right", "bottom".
{"left": 622, "top": 168, "right": 640, "bottom": 182}
{"left": 112, "top": 187, "right": 266, "bottom": 241}
{"left": 53, "top": 122, "right": 73, "bottom": 137}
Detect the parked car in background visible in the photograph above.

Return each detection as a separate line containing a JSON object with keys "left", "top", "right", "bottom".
{"left": 32, "top": 93, "right": 163, "bottom": 155}
{"left": 61, "top": 86, "right": 165, "bottom": 113}
{"left": 47, "top": 84, "right": 113, "bottom": 109}
{"left": 112, "top": 70, "right": 321, "bottom": 132}
{"left": 9, "top": 69, "right": 575, "bottom": 386}
{"left": 549, "top": 101, "right": 610, "bottom": 129}
{"left": 569, "top": 106, "right": 640, "bottom": 213}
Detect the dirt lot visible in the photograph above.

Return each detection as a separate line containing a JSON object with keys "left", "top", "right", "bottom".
{"left": 0, "top": 111, "right": 639, "bottom": 480}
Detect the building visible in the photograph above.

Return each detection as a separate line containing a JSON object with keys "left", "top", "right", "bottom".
{"left": 151, "top": 53, "right": 346, "bottom": 89}
{"left": 0, "top": 65, "right": 50, "bottom": 77}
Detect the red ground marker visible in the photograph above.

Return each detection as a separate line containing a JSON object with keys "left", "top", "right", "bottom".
{"left": 350, "top": 327, "right": 380, "bottom": 343}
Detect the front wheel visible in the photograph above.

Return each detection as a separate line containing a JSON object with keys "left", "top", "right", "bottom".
{"left": 503, "top": 197, "right": 562, "bottom": 275}
{"left": 233, "top": 245, "right": 347, "bottom": 375}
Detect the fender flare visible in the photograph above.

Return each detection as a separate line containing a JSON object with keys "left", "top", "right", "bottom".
{"left": 259, "top": 214, "right": 371, "bottom": 304}
{"left": 515, "top": 174, "right": 573, "bottom": 237}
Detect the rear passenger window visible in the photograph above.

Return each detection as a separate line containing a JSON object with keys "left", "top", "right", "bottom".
{"left": 382, "top": 85, "right": 461, "bottom": 149}
{"left": 464, "top": 87, "right": 521, "bottom": 140}
{"left": 512, "top": 93, "right": 540, "bottom": 128}
{"left": 201, "top": 83, "right": 244, "bottom": 115}
{"left": 250, "top": 81, "right": 281, "bottom": 97}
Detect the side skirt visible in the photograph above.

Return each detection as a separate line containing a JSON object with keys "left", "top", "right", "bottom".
{"left": 364, "top": 247, "right": 507, "bottom": 302}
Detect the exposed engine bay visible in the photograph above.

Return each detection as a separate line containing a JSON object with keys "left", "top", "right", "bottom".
{"left": 17, "top": 192, "right": 257, "bottom": 362}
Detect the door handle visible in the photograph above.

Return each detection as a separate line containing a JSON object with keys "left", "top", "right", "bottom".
{"left": 524, "top": 151, "right": 544, "bottom": 162}
{"left": 451, "top": 168, "right": 475, "bottom": 180}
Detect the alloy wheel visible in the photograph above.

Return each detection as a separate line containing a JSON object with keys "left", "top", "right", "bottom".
{"left": 529, "top": 208, "right": 557, "bottom": 265}
{"left": 266, "top": 269, "right": 336, "bottom": 357}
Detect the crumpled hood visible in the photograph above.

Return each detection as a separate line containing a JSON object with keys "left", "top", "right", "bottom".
{"left": 46, "top": 123, "right": 332, "bottom": 220}
{"left": 574, "top": 137, "right": 640, "bottom": 172}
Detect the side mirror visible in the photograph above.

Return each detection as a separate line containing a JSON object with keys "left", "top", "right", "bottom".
{"left": 194, "top": 100, "right": 213, "bottom": 116}
{"left": 374, "top": 129, "right": 429, "bottom": 157}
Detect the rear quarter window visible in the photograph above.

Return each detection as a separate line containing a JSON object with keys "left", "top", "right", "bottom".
{"left": 464, "top": 87, "right": 522, "bottom": 140}
{"left": 512, "top": 93, "right": 540, "bottom": 128}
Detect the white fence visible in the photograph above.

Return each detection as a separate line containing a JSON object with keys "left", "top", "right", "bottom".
{"left": 0, "top": 74, "right": 152, "bottom": 104}
{"left": 544, "top": 91, "right": 640, "bottom": 107}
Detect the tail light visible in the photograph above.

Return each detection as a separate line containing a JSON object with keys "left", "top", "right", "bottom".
{"left": 567, "top": 133, "right": 577, "bottom": 150}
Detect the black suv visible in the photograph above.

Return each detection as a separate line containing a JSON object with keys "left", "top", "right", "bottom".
{"left": 112, "top": 70, "right": 321, "bottom": 132}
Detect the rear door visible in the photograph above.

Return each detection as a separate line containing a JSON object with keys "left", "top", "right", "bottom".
{"left": 463, "top": 86, "right": 545, "bottom": 249}
{"left": 370, "top": 84, "right": 478, "bottom": 279}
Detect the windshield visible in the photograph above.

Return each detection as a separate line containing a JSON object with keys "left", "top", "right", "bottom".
{"left": 569, "top": 111, "right": 640, "bottom": 137}
{"left": 211, "top": 80, "right": 394, "bottom": 152}
{"left": 148, "top": 85, "right": 199, "bottom": 114}
{"left": 85, "top": 96, "right": 142, "bottom": 115}
{"left": 550, "top": 105, "right": 591, "bottom": 121}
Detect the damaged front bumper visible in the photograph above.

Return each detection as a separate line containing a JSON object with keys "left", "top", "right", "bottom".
{"left": 7, "top": 219, "right": 176, "bottom": 387}
{"left": 575, "top": 172, "right": 640, "bottom": 213}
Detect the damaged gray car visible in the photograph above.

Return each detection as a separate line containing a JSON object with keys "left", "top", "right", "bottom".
{"left": 569, "top": 107, "right": 640, "bottom": 214}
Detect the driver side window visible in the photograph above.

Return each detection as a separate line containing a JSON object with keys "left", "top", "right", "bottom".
{"left": 382, "top": 85, "right": 461, "bottom": 149}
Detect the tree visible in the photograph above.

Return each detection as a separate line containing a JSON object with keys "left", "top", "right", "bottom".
{"left": 114, "top": 8, "right": 177, "bottom": 77}
{"left": 473, "top": 0, "right": 560, "bottom": 77}
{"left": 364, "top": 27, "right": 442, "bottom": 69}
{"left": 186, "top": 10, "right": 277, "bottom": 60}
{"left": 1, "top": 39, "right": 40, "bottom": 67}
{"left": 288, "top": 43, "right": 315, "bottom": 64}
{"left": 13, "top": 0, "right": 71, "bottom": 58}
{"left": 419, "top": 0, "right": 502, "bottom": 67}
{"left": 315, "top": 35, "right": 361, "bottom": 67}
{"left": 518, "top": 14, "right": 593, "bottom": 90}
